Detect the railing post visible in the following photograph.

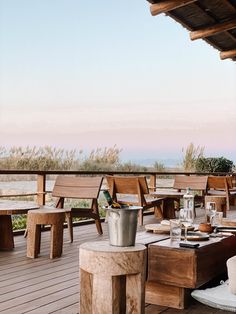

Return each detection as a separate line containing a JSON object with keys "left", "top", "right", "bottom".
{"left": 149, "top": 174, "right": 156, "bottom": 192}
{"left": 37, "top": 174, "right": 46, "bottom": 206}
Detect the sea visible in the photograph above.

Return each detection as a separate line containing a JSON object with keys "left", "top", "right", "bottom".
{"left": 121, "top": 158, "right": 181, "bottom": 168}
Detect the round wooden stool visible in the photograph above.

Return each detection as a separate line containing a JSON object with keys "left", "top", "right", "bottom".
{"left": 205, "top": 195, "right": 227, "bottom": 217}
{"left": 27, "top": 209, "right": 65, "bottom": 259}
{"left": 79, "top": 241, "right": 147, "bottom": 314}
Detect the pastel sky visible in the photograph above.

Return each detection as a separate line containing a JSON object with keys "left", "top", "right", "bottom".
{"left": 0, "top": 0, "right": 236, "bottom": 163}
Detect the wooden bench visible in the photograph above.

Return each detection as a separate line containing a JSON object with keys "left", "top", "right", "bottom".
{"left": 106, "top": 176, "right": 165, "bottom": 225}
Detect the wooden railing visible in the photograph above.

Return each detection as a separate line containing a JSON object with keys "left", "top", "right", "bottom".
{"left": 0, "top": 170, "right": 235, "bottom": 206}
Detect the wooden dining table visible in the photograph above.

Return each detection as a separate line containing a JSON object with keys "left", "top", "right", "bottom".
{"left": 150, "top": 190, "right": 184, "bottom": 218}
{"left": 0, "top": 200, "right": 39, "bottom": 250}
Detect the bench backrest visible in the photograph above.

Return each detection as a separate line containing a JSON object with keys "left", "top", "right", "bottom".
{"left": 207, "top": 176, "right": 232, "bottom": 190}
{"left": 52, "top": 176, "right": 103, "bottom": 199}
{"left": 173, "top": 175, "right": 208, "bottom": 191}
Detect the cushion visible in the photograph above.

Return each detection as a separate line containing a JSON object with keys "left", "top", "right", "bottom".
{"left": 227, "top": 256, "right": 236, "bottom": 294}
{"left": 191, "top": 280, "right": 236, "bottom": 312}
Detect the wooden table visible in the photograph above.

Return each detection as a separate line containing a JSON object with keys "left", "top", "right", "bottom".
{"left": 135, "top": 231, "right": 170, "bottom": 246}
{"left": 0, "top": 201, "right": 39, "bottom": 250}
{"left": 151, "top": 190, "right": 184, "bottom": 199}
{"left": 146, "top": 235, "right": 236, "bottom": 309}
{"left": 150, "top": 190, "right": 184, "bottom": 218}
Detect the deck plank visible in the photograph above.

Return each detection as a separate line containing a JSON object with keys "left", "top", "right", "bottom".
{"left": 0, "top": 210, "right": 235, "bottom": 313}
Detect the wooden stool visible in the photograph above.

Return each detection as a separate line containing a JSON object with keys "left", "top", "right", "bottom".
{"left": 205, "top": 195, "right": 227, "bottom": 217}
{"left": 79, "top": 241, "right": 147, "bottom": 314}
{"left": 27, "top": 209, "right": 65, "bottom": 259}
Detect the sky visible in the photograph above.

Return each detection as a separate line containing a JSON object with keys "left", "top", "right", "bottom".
{"left": 0, "top": 0, "right": 236, "bottom": 164}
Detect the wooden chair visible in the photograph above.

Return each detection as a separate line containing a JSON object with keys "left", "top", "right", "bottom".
{"left": 173, "top": 175, "right": 208, "bottom": 195}
{"left": 173, "top": 175, "right": 208, "bottom": 201}
{"left": 106, "top": 175, "right": 164, "bottom": 225}
{"left": 173, "top": 175, "right": 208, "bottom": 216}
{"left": 206, "top": 176, "right": 235, "bottom": 212}
{"left": 52, "top": 176, "right": 103, "bottom": 242}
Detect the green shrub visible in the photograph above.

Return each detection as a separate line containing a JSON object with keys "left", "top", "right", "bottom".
{"left": 12, "top": 215, "right": 27, "bottom": 230}
{"left": 195, "top": 157, "right": 234, "bottom": 173}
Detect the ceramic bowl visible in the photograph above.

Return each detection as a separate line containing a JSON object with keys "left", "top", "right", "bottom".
{"left": 198, "top": 223, "right": 213, "bottom": 233}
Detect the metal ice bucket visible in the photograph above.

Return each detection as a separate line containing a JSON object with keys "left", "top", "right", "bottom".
{"left": 107, "top": 206, "right": 141, "bottom": 247}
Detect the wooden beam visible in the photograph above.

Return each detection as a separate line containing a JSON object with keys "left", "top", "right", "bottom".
{"left": 150, "top": 0, "right": 197, "bottom": 16}
{"left": 225, "top": 31, "right": 236, "bottom": 43}
{"left": 190, "top": 19, "right": 236, "bottom": 40}
{"left": 220, "top": 49, "right": 236, "bottom": 60}
{"left": 222, "top": 0, "right": 236, "bottom": 12}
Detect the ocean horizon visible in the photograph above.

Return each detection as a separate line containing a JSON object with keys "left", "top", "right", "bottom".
{"left": 121, "top": 157, "right": 182, "bottom": 168}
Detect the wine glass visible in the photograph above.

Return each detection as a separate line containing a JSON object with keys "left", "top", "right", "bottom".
{"left": 180, "top": 208, "right": 194, "bottom": 242}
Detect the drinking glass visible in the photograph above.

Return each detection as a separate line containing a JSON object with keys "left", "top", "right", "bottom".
{"left": 170, "top": 219, "right": 182, "bottom": 242}
{"left": 180, "top": 208, "right": 194, "bottom": 241}
{"left": 213, "top": 211, "right": 223, "bottom": 226}
{"left": 206, "top": 202, "right": 216, "bottom": 224}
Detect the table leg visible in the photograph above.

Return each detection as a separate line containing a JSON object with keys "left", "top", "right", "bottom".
{"left": 163, "top": 199, "right": 176, "bottom": 219}
{"left": 0, "top": 215, "right": 14, "bottom": 250}
{"left": 146, "top": 281, "right": 191, "bottom": 309}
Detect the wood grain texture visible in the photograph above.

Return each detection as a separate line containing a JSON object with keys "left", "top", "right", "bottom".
{"left": 150, "top": 0, "right": 196, "bottom": 16}
{"left": 79, "top": 241, "right": 147, "bottom": 314}
{"left": 0, "top": 201, "right": 39, "bottom": 250}
{"left": 106, "top": 175, "right": 165, "bottom": 225}
{"left": 206, "top": 176, "right": 234, "bottom": 211}
{"left": 53, "top": 176, "right": 103, "bottom": 199}
{"left": 37, "top": 174, "right": 46, "bottom": 206}
{"left": 0, "top": 215, "right": 14, "bottom": 250}
{"left": 52, "top": 175, "right": 103, "bottom": 239}
{"left": 220, "top": 49, "right": 236, "bottom": 60}
{"left": 190, "top": 19, "right": 236, "bottom": 40}
{"left": 173, "top": 175, "right": 208, "bottom": 191}
{"left": 1, "top": 211, "right": 236, "bottom": 313}
{"left": 146, "top": 281, "right": 188, "bottom": 309}
{"left": 146, "top": 236, "right": 236, "bottom": 309}
{"left": 27, "top": 209, "right": 65, "bottom": 259}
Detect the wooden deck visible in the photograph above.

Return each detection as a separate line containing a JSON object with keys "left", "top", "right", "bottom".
{"left": 0, "top": 210, "right": 235, "bottom": 314}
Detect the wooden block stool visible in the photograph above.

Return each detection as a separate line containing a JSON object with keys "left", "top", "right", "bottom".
{"left": 79, "top": 241, "right": 147, "bottom": 314}
{"left": 27, "top": 209, "right": 65, "bottom": 259}
{"left": 205, "top": 195, "right": 227, "bottom": 217}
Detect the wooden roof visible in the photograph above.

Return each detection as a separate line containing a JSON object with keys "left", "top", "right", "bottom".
{"left": 146, "top": 0, "right": 236, "bottom": 61}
